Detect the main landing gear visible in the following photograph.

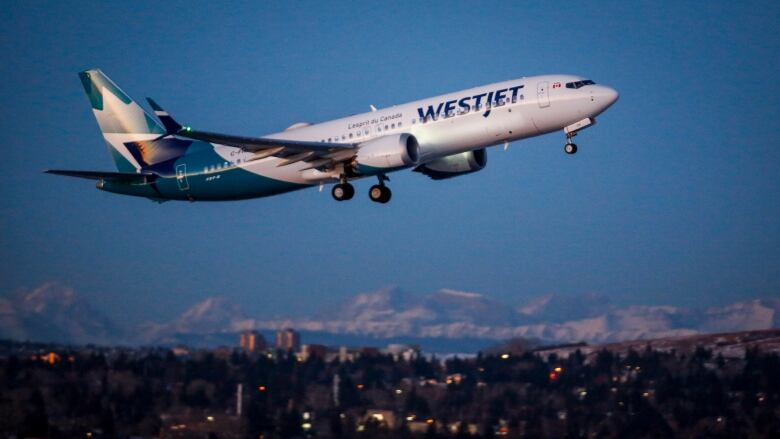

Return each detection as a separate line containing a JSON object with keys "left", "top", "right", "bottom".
{"left": 331, "top": 179, "right": 354, "bottom": 201}
{"left": 369, "top": 175, "right": 391, "bottom": 204}
{"left": 331, "top": 174, "right": 392, "bottom": 203}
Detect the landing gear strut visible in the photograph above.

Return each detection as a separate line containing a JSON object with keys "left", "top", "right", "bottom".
{"left": 331, "top": 176, "right": 354, "bottom": 201}
{"left": 369, "top": 174, "right": 392, "bottom": 204}
{"left": 564, "top": 132, "right": 578, "bottom": 155}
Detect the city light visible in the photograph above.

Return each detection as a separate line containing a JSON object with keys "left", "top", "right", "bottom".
{"left": 500, "top": 353, "right": 510, "bottom": 359}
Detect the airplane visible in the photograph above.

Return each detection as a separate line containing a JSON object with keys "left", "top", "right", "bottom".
{"left": 47, "top": 70, "right": 618, "bottom": 203}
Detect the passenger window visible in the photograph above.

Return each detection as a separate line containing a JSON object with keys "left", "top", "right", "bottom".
{"left": 349, "top": 133, "right": 353, "bottom": 138}
{"left": 398, "top": 122, "right": 402, "bottom": 127}
{"left": 377, "top": 126, "right": 382, "bottom": 132}
{"left": 385, "top": 125, "right": 389, "bottom": 130}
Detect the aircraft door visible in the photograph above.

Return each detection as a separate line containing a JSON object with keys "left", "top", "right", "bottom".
{"left": 537, "top": 81, "right": 550, "bottom": 108}
{"left": 175, "top": 163, "right": 189, "bottom": 191}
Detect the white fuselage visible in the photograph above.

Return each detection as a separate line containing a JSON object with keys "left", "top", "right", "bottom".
{"left": 211, "top": 74, "right": 618, "bottom": 185}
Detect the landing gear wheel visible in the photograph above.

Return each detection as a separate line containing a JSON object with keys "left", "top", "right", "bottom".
{"left": 331, "top": 183, "right": 354, "bottom": 201}
{"left": 564, "top": 143, "right": 578, "bottom": 155}
{"left": 369, "top": 185, "right": 392, "bottom": 204}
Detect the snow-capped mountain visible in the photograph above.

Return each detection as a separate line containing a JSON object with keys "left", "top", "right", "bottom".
{"left": 0, "top": 283, "right": 121, "bottom": 345}
{"left": 517, "top": 293, "right": 612, "bottom": 323}
{"left": 700, "top": 299, "right": 780, "bottom": 333}
{"left": 137, "top": 296, "right": 256, "bottom": 344}
{"left": 248, "top": 288, "right": 779, "bottom": 345}
{"left": 2, "top": 284, "right": 778, "bottom": 348}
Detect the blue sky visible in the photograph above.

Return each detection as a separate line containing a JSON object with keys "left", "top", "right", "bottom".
{"left": 1, "top": 1, "right": 778, "bottom": 324}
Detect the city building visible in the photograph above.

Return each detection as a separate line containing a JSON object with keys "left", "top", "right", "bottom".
{"left": 275, "top": 328, "right": 301, "bottom": 351}
{"left": 383, "top": 344, "right": 421, "bottom": 362}
{"left": 239, "top": 330, "right": 267, "bottom": 353}
{"left": 298, "top": 344, "right": 327, "bottom": 361}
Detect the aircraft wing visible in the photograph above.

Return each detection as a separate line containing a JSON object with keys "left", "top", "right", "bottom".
{"left": 45, "top": 170, "right": 155, "bottom": 183}
{"left": 146, "top": 98, "right": 357, "bottom": 168}
{"left": 176, "top": 128, "right": 354, "bottom": 153}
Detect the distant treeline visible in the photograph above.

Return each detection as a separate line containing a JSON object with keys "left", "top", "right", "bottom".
{"left": 0, "top": 341, "right": 778, "bottom": 438}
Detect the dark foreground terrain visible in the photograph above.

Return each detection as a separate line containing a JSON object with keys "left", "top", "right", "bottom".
{"left": 1, "top": 330, "right": 779, "bottom": 438}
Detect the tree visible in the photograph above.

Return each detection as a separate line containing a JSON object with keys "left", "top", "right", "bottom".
{"left": 20, "top": 388, "right": 49, "bottom": 438}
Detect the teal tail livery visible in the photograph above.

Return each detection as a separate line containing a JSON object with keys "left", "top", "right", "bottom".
{"left": 47, "top": 69, "right": 619, "bottom": 203}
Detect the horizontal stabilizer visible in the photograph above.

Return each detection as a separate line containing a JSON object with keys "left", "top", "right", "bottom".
{"left": 45, "top": 169, "right": 155, "bottom": 183}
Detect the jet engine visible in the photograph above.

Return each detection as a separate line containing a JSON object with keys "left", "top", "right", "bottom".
{"left": 413, "top": 149, "right": 487, "bottom": 180}
{"left": 353, "top": 133, "right": 420, "bottom": 175}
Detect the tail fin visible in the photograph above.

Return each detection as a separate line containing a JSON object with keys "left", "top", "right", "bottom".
{"left": 79, "top": 69, "right": 186, "bottom": 172}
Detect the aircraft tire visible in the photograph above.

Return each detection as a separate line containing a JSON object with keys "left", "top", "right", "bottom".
{"left": 369, "top": 185, "right": 391, "bottom": 204}
{"left": 565, "top": 143, "right": 578, "bottom": 154}
{"left": 332, "top": 183, "right": 354, "bottom": 201}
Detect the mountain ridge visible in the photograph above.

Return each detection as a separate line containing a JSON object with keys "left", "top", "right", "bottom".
{"left": 2, "top": 284, "right": 778, "bottom": 349}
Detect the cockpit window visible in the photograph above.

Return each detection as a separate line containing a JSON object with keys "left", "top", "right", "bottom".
{"left": 565, "top": 79, "right": 596, "bottom": 89}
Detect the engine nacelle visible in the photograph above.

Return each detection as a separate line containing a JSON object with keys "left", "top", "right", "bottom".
{"left": 414, "top": 149, "right": 487, "bottom": 180}
{"left": 354, "top": 133, "right": 420, "bottom": 175}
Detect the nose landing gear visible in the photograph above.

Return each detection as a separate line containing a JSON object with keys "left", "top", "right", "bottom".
{"left": 564, "top": 131, "right": 578, "bottom": 155}
{"left": 562, "top": 117, "right": 595, "bottom": 155}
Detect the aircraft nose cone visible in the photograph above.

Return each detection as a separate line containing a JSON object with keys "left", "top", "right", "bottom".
{"left": 603, "top": 86, "right": 619, "bottom": 106}
{"left": 590, "top": 85, "right": 619, "bottom": 115}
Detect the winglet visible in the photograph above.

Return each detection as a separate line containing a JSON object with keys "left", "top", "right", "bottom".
{"left": 146, "top": 98, "right": 183, "bottom": 134}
